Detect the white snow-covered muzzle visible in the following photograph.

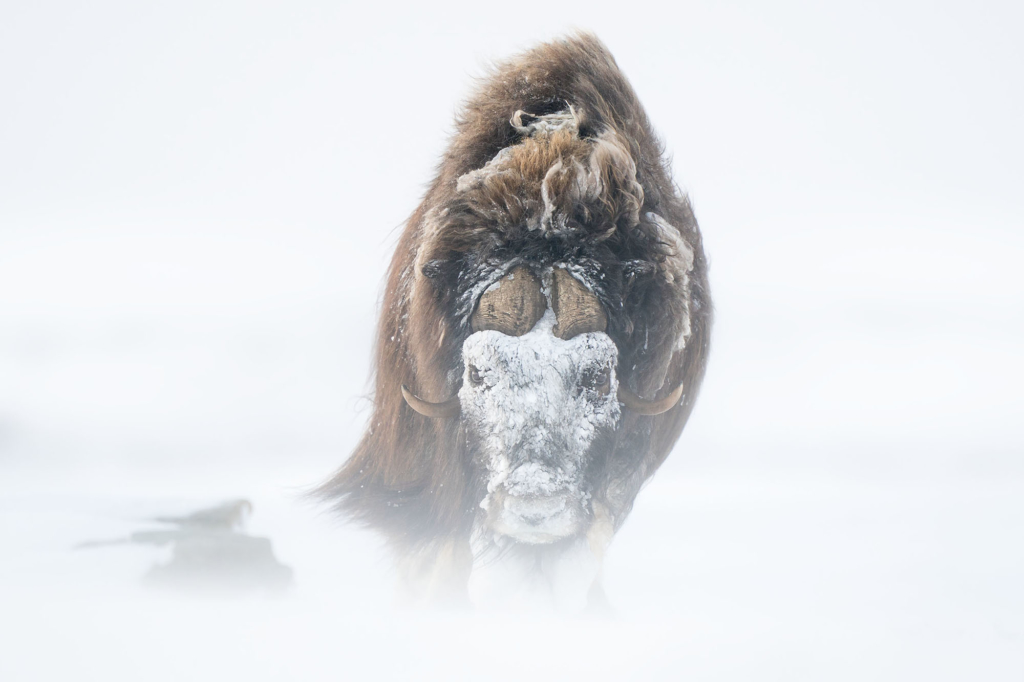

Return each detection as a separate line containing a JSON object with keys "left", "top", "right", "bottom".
{"left": 460, "top": 309, "right": 621, "bottom": 543}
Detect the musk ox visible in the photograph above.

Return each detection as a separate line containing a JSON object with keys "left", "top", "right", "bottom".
{"left": 318, "top": 33, "right": 711, "bottom": 609}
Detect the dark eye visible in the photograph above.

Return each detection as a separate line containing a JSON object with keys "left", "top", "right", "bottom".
{"left": 468, "top": 365, "right": 484, "bottom": 387}
{"left": 582, "top": 366, "right": 611, "bottom": 396}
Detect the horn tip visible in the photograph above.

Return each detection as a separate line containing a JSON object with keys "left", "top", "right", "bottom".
{"left": 618, "top": 381, "right": 684, "bottom": 416}
{"left": 401, "top": 384, "right": 461, "bottom": 418}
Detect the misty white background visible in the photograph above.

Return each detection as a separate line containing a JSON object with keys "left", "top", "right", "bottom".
{"left": 1, "top": 1, "right": 1021, "bottom": 680}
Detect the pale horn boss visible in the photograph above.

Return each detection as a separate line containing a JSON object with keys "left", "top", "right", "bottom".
{"left": 318, "top": 34, "right": 711, "bottom": 606}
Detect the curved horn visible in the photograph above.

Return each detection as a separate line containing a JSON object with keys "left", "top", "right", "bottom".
{"left": 550, "top": 268, "right": 607, "bottom": 340}
{"left": 472, "top": 266, "right": 546, "bottom": 336}
{"left": 617, "top": 382, "right": 684, "bottom": 416}
{"left": 401, "top": 385, "right": 461, "bottom": 418}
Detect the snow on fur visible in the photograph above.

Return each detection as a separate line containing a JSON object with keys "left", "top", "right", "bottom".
{"left": 460, "top": 307, "right": 620, "bottom": 542}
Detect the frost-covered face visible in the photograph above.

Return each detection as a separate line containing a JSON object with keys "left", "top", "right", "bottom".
{"left": 460, "top": 310, "right": 621, "bottom": 543}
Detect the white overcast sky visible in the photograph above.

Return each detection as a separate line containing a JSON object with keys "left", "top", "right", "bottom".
{"left": 0, "top": 0, "right": 1021, "bottom": 478}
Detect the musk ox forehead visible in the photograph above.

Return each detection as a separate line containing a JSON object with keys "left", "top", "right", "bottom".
{"left": 453, "top": 111, "right": 644, "bottom": 239}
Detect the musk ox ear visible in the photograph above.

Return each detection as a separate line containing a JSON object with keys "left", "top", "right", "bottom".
{"left": 622, "top": 259, "right": 657, "bottom": 284}
{"left": 419, "top": 259, "right": 445, "bottom": 280}
{"left": 471, "top": 266, "right": 546, "bottom": 336}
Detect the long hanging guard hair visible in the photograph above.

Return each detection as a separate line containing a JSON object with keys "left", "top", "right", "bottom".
{"left": 316, "top": 33, "right": 712, "bottom": 578}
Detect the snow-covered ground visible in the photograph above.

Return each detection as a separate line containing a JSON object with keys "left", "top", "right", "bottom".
{"left": 1, "top": 1, "right": 1022, "bottom": 680}
{"left": 1, "top": 470, "right": 1021, "bottom": 680}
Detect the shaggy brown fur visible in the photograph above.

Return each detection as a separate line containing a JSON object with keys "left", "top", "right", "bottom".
{"left": 317, "top": 33, "right": 712, "bottom": 599}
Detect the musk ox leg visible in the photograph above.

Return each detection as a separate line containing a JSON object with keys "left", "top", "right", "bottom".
{"left": 466, "top": 539, "right": 600, "bottom": 613}
{"left": 583, "top": 501, "right": 616, "bottom": 614}
{"left": 466, "top": 504, "right": 615, "bottom": 613}
{"left": 541, "top": 539, "right": 601, "bottom": 613}
{"left": 396, "top": 536, "right": 473, "bottom": 608}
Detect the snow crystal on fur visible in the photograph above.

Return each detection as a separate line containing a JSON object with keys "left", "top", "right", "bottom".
{"left": 510, "top": 108, "right": 580, "bottom": 138}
